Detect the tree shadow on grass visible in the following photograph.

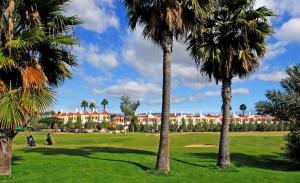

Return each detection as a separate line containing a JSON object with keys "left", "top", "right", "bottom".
{"left": 12, "top": 156, "right": 23, "bottom": 165}
{"left": 172, "top": 158, "right": 209, "bottom": 168}
{"left": 190, "top": 152, "right": 300, "bottom": 171}
{"left": 23, "top": 147, "right": 155, "bottom": 171}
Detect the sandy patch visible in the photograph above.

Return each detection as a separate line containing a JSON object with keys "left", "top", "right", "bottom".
{"left": 184, "top": 144, "right": 217, "bottom": 148}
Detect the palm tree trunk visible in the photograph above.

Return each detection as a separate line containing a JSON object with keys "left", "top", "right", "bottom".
{"left": 0, "top": 130, "right": 14, "bottom": 176}
{"left": 217, "top": 78, "right": 232, "bottom": 168}
{"left": 156, "top": 31, "right": 172, "bottom": 173}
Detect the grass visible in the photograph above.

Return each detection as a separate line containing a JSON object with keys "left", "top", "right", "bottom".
{"left": 1, "top": 132, "right": 300, "bottom": 183}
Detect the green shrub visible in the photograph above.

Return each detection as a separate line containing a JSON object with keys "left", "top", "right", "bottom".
{"left": 283, "top": 131, "right": 300, "bottom": 162}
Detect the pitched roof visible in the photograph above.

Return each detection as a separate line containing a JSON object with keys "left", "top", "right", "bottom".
{"left": 91, "top": 111, "right": 99, "bottom": 115}
{"left": 100, "top": 111, "right": 109, "bottom": 115}
{"left": 82, "top": 111, "right": 90, "bottom": 115}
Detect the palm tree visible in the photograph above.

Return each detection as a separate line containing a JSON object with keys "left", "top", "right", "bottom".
{"left": 81, "top": 100, "right": 89, "bottom": 112}
{"left": 89, "top": 102, "right": 96, "bottom": 112}
{"left": 187, "top": 0, "right": 274, "bottom": 168}
{"left": 123, "top": 0, "right": 214, "bottom": 173}
{"left": 256, "top": 65, "right": 300, "bottom": 161}
{"left": 0, "top": 0, "right": 80, "bottom": 176}
{"left": 101, "top": 99, "right": 108, "bottom": 111}
{"left": 256, "top": 65, "right": 300, "bottom": 128}
{"left": 240, "top": 104, "right": 247, "bottom": 116}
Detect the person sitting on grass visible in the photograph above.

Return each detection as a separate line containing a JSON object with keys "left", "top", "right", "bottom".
{"left": 26, "top": 135, "right": 36, "bottom": 147}
{"left": 46, "top": 133, "right": 53, "bottom": 146}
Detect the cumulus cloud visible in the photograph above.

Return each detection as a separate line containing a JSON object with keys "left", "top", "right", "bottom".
{"left": 264, "top": 42, "right": 287, "bottom": 60}
{"left": 254, "top": 71, "right": 287, "bottom": 82}
{"left": 68, "top": 0, "right": 119, "bottom": 34}
{"left": 255, "top": 0, "right": 300, "bottom": 17}
{"left": 92, "top": 80, "right": 161, "bottom": 100}
{"left": 275, "top": 18, "right": 300, "bottom": 43}
{"left": 73, "top": 43, "right": 118, "bottom": 68}
{"left": 122, "top": 28, "right": 212, "bottom": 89}
{"left": 176, "top": 88, "right": 250, "bottom": 103}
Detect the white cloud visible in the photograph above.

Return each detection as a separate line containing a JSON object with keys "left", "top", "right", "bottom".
{"left": 265, "top": 42, "right": 287, "bottom": 60}
{"left": 68, "top": 0, "right": 119, "bottom": 34}
{"left": 254, "top": 71, "right": 287, "bottom": 82}
{"left": 93, "top": 80, "right": 161, "bottom": 100}
{"left": 276, "top": 18, "right": 300, "bottom": 43}
{"left": 255, "top": 0, "right": 300, "bottom": 17}
{"left": 180, "top": 88, "right": 250, "bottom": 103}
{"left": 74, "top": 43, "right": 118, "bottom": 68}
{"left": 122, "top": 28, "right": 212, "bottom": 89}
{"left": 232, "top": 88, "right": 250, "bottom": 95}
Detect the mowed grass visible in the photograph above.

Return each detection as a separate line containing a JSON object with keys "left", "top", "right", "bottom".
{"left": 1, "top": 132, "right": 300, "bottom": 183}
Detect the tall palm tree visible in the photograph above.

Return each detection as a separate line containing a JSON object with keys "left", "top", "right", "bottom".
{"left": 81, "top": 100, "right": 89, "bottom": 112}
{"left": 0, "top": 0, "right": 80, "bottom": 176}
{"left": 123, "top": 0, "right": 214, "bottom": 173}
{"left": 240, "top": 104, "right": 247, "bottom": 116}
{"left": 101, "top": 99, "right": 108, "bottom": 111}
{"left": 187, "top": 0, "right": 274, "bottom": 168}
{"left": 89, "top": 102, "right": 96, "bottom": 112}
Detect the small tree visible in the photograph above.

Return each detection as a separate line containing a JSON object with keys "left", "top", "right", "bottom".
{"left": 38, "top": 117, "right": 63, "bottom": 129}
{"left": 120, "top": 95, "right": 140, "bottom": 132}
{"left": 81, "top": 100, "right": 89, "bottom": 112}
{"left": 85, "top": 119, "right": 95, "bottom": 129}
{"left": 89, "top": 103, "right": 96, "bottom": 113}
{"left": 101, "top": 99, "right": 108, "bottom": 111}
{"left": 240, "top": 104, "right": 247, "bottom": 116}
{"left": 75, "top": 118, "right": 83, "bottom": 130}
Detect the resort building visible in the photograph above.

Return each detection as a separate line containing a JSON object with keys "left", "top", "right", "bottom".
{"left": 53, "top": 111, "right": 275, "bottom": 126}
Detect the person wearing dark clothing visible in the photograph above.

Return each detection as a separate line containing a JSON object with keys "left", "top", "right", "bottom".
{"left": 26, "top": 135, "right": 36, "bottom": 147}
{"left": 46, "top": 133, "right": 53, "bottom": 145}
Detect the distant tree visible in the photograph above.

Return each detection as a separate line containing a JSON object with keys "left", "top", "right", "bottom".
{"left": 101, "top": 99, "right": 108, "bottom": 111}
{"left": 81, "top": 100, "right": 89, "bottom": 112}
{"left": 120, "top": 95, "right": 140, "bottom": 132}
{"left": 89, "top": 102, "right": 96, "bottom": 112}
{"left": 240, "top": 104, "right": 247, "bottom": 116}
{"left": 39, "top": 117, "right": 63, "bottom": 129}
{"left": 85, "top": 119, "right": 95, "bottom": 130}
{"left": 75, "top": 118, "right": 83, "bottom": 130}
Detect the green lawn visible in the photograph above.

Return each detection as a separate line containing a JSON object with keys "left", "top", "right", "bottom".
{"left": 1, "top": 132, "right": 300, "bottom": 183}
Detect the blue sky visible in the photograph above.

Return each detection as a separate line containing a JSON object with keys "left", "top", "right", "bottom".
{"left": 53, "top": 0, "right": 300, "bottom": 114}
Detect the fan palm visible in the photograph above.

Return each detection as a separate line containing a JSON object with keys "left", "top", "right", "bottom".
{"left": 0, "top": 0, "right": 80, "bottom": 176}
{"left": 123, "top": 0, "right": 215, "bottom": 172}
{"left": 239, "top": 104, "right": 247, "bottom": 116}
{"left": 89, "top": 102, "right": 96, "bottom": 112}
{"left": 81, "top": 100, "right": 89, "bottom": 112}
{"left": 101, "top": 99, "right": 108, "bottom": 111}
{"left": 187, "top": 0, "right": 274, "bottom": 168}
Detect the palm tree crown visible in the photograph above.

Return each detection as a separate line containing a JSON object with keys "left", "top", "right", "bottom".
{"left": 101, "top": 99, "right": 108, "bottom": 111}
{"left": 0, "top": 0, "right": 80, "bottom": 129}
{"left": 188, "top": 0, "right": 274, "bottom": 82}
{"left": 240, "top": 104, "right": 247, "bottom": 115}
{"left": 81, "top": 100, "right": 89, "bottom": 112}
{"left": 123, "top": 0, "right": 214, "bottom": 45}
{"left": 89, "top": 102, "right": 96, "bottom": 112}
